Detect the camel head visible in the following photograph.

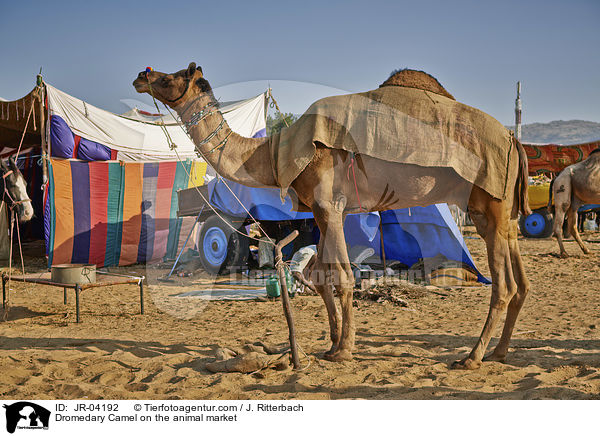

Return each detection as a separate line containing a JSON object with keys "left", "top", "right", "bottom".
{"left": 133, "top": 62, "right": 212, "bottom": 108}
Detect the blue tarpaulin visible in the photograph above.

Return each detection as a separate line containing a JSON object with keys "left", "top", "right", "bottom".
{"left": 207, "top": 178, "right": 487, "bottom": 283}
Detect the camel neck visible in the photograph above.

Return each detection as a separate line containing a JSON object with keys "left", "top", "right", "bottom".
{"left": 174, "top": 95, "right": 277, "bottom": 188}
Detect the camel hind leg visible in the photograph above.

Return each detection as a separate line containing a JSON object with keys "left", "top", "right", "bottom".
{"left": 552, "top": 175, "right": 572, "bottom": 257}
{"left": 567, "top": 199, "right": 590, "bottom": 255}
{"left": 454, "top": 194, "right": 517, "bottom": 369}
{"left": 484, "top": 219, "right": 530, "bottom": 362}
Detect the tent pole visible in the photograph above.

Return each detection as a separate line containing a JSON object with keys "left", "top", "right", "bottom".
{"left": 37, "top": 77, "right": 48, "bottom": 185}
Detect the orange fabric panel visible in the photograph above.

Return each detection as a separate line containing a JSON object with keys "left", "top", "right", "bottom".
{"left": 119, "top": 162, "right": 143, "bottom": 266}
{"left": 51, "top": 159, "right": 74, "bottom": 265}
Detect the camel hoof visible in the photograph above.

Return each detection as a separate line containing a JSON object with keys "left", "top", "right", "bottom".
{"left": 559, "top": 252, "right": 569, "bottom": 259}
{"left": 324, "top": 343, "right": 339, "bottom": 357}
{"left": 451, "top": 357, "right": 481, "bottom": 370}
{"left": 483, "top": 353, "right": 506, "bottom": 363}
{"left": 323, "top": 349, "right": 353, "bottom": 362}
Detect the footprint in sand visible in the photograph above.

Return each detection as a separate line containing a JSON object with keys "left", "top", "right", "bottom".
{"left": 535, "top": 366, "right": 580, "bottom": 385}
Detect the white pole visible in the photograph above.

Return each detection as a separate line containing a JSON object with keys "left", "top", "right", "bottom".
{"left": 515, "top": 81, "right": 522, "bottom": 140}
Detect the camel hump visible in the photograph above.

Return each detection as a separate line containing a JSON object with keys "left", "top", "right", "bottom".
{"left": 380, "top": 69, "right": 455, "bottom": 100}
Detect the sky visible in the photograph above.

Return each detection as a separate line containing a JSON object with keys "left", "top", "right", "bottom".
{"left": 1, "top": 0, "right": 598, "bottom": 125}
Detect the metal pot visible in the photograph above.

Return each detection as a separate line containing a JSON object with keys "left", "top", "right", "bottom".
{"left": 51, "top": 264, "right": 96, "bottom": 285}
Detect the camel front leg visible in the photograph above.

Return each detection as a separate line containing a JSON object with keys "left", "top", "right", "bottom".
{"left": 453, "top": 211, "right": 517, "bottom": 369}
{"left": 312, "top": 206, "right": 355, "bottom": 362}
{"left": 311, "top": 259, "right": 342, "bottom": 355}
{"left": 484, "top": 219, "right": 530, "bottom": 362}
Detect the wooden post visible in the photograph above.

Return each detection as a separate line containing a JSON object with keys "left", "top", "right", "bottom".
{"left": 63, "top": 287, "right": 67, "bottom": 304}
{"left": 75, "top": 284, "right": 81, "bottom": 323}
{"left": 139, "top": 279, "right": 144, "bottom": 315}
{"left": 2, "top": 274, "right": 6, "bottom": 309}
{"left": 515, "top": 81, "right": 522, "bottom": 141}
{"left": 38, "top": 83, "right": 48, "bottom": 185}
{"left": 379, "top": 220, "right": 387, "bottom": 272}
{"left": 275, "top": 230, "right": 301, "bottom": 369}
{"left": 0, "top": 202, "right": 9, "bottom": 261}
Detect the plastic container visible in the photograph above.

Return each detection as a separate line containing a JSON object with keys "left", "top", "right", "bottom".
{"left": 583, "top": 219, "right": 598, "bottom": 232}
{"left": 265, "top": 271, "right": 293, "bottom": 298}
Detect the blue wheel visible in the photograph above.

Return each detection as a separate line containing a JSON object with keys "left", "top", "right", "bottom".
{"left": 198, "top": 215, "right": 250, "bottom": 274}
{"left": 202, "top": 226, "right": 229, "bottom": 268}
{"left": 519, "top": 208, "right": 553, "bottom": 238}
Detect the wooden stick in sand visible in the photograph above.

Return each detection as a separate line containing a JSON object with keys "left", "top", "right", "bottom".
{"left": 275, "top": 230, "right": 301, "bottom": 369}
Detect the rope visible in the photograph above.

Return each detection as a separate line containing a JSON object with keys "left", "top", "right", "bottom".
{"left": 6, "top": 210, "right": 14, "bottom": 314}
{"left": 171, "top": 145, "right": 275, "bottom": 246}
{"left": 15, "top": 98, "right": 35, "bottom": 158}
{"left": 268, "top": 89, "right": 290, "bottom": 127}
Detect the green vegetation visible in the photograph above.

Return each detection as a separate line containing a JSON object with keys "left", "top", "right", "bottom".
{"left": 266, "top": 112, "right": 298, "bottom": 135}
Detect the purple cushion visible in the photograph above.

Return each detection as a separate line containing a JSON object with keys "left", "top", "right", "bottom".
{"left": 50, "top": 115, "right": 75, "bottom": 158}
{"left": 77, "top": 138, "right": 112, "bottom": 161}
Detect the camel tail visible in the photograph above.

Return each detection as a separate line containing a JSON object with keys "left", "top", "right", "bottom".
{"left": 514, "top": 138, "right": 532, "bottom": 217}
{"left": 547, "top": 178, "right": 555, "bottom": 212}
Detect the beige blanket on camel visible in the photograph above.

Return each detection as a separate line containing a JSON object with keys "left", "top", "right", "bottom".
{"left": 270, "top": 86, "right": 514, "bottom": 203}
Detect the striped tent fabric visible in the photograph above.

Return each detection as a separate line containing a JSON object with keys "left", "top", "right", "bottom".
{"left": 45, "top": 158, "right": 206, "bottom": 267}
{"left": 41, "top": 83, "right": 265, "bottom": 268}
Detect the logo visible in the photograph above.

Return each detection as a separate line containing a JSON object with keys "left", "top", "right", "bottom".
{"left": 3, "top": 402, "right": 50, "bottom": 434}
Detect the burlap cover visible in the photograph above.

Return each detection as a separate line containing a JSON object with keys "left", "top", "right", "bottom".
{"left": 270, "top": 86, "right": 514, "bottom": 202}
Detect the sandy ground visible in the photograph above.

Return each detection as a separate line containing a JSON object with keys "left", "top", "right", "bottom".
{"left": 1, "top": 229, "right": 599, "bottom": 400}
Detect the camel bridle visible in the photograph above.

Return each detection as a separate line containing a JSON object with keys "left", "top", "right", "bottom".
{"left": 145, "top": 73, "right": 232, "bottom": 157}
{"left": 145, "top": 71, "right": 191, "bottom": 104}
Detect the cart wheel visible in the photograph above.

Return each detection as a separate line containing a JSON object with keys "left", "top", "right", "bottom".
{"left": 519, "top": 208, "right": 553, "bottom": 238}
{"left": 198, "top": 215, "right": 249, "bottom": 275}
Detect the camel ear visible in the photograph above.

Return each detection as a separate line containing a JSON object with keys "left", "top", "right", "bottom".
{"left": 0, "top": 159, "right": 8, "bottom": 171}
{"left": 8, "top": 156, "right": 17, "bottom": 169}
{"left": 187, "top": 62, "right": 197, "bottom": 77}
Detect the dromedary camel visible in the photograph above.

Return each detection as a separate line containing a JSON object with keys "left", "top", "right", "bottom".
{"left": 134, "top": 63, "right": 531, "bottom": 369}
{"left": 548, "top": 149, "right": 600, "bottom": 257}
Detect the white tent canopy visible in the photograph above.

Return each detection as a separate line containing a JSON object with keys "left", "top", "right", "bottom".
{"left": 46, "top": 83, "right": 267, "bottom": 162}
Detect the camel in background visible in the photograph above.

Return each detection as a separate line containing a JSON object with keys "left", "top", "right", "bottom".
{"left": 549, "top": 149, "right": 600, "bottom": 257}
{"left": 134, "top": 63, "right": 531, "bottom": 369}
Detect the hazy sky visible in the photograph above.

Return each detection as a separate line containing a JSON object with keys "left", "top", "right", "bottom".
{"left": 1, "top": 0, "right": 598, "bottom": 125}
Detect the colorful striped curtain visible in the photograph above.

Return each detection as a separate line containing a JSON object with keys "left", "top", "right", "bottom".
{"left": 45, "top": 158, "right": 206, "bottom": 267}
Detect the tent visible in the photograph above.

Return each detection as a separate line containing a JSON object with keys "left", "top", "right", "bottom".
{"left": 0, "top": 82, "right": 268, "bottom": 267}
{"left": 523, "top": 140, "right": 600, "bottom": 175}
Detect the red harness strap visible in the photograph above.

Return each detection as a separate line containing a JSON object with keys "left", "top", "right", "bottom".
{"left": 347, "top": 152, "right": 364, "bottom": 212}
